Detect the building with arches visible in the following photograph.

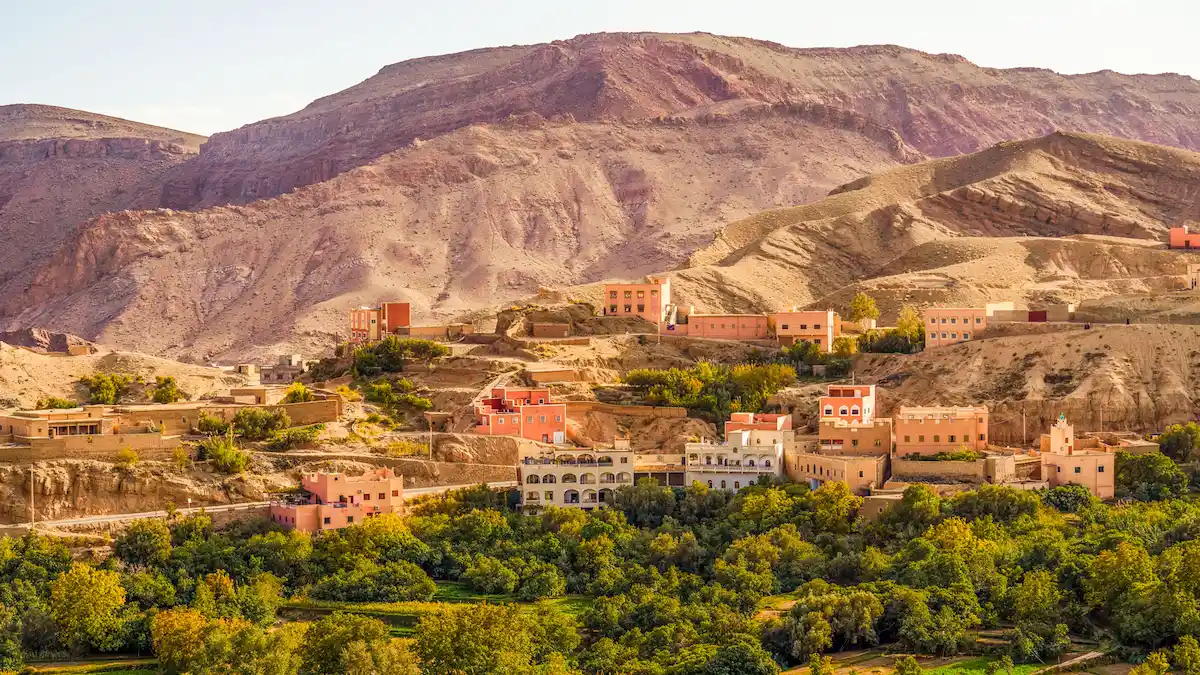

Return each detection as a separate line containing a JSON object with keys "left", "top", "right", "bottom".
{"left": 684, "top": 416, "right": 789, "bottom": 491}
{"left": 517, "top": 439, "right": 635, "bottom": 511}
{"left": 819, "top": 384, "right": 876, "bottom": 423}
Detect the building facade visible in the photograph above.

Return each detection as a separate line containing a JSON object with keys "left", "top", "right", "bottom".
{"left": 349, "top": 302, "right": 411, "bottom": 343}
{"left": 818, "top": 417, "right": 893, "bottom": 456}
{"left": 1169, "top": 226, "right": 1200, "bottom": 250}
{"left": 473, "top": 386, "right": 567, "bottom": 444}
{"left": 923, "top": 302, "right": 1014, "bottom": 348}
{"left": 601, "top": 276, "right": 671, "bottom": 328}
{"left": 518, "top": 442, "right": 636, "bottom": 511}
{"left": 819, "top": 384, "right": 877, "bottom": 423}
{"left": 684, "top": 415, "right": 789, "bottom": 491}
{"left": 685, "top": 313, "right": 771, "bottom": 340}
{"left": 1038, "top": 414, "right": 1115, "bottom": 499}
{"left": 773, "top": 309, "right": 842, "bottom": 351}
{"left": 785, "top": 450, "right": 887, "bottom": 494}
{"left": 270, "top": 469, "right": 405, "bottom": 533}
{"left": 893, "top": 405, "right": 989, "bottom": 457}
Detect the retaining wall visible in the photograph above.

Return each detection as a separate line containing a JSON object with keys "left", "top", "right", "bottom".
{"left": 564, "top": 401, "right": 688, "bottom": 419}
{"left": 890, "top": 458, "right": 986, "bottom": 482}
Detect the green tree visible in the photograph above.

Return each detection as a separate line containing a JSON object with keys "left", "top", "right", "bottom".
{"left": 197, "top": 436, "right": 252, "bottom": 474}
{"left": 895, "top": 305, "right": 924, "bottom": 343}
{"left": 1039, "top": 484, "right": 1096, "bottom": 513}
{"left": 462, "top": 555, "right": 518, "bottom": 595}
{"left": 150, "top": 607, "right": 208, "bottom": 673}
{"left": 299, "top": 612, "right": 399, "bottom": 675}
{"left": 50, "top": 563, "right": 128, "bottom": 652}
{"left": 1156, "top": 422, "right": 1200, "bottom": 462}
{"left": 809, "top": 653, "right": 835, "bottom": 675}
{"left": 895, "top": 656, "right": 922, "bottom": 675}
{"left": 1174, "top": 635, "right": 1200, "bottom": 675}
{"left": 832, "top": 336, "right": 858, "bottom": 357}
{"left": 1007, "top": 570, "right": 1071, "bottom": 662}
{"left": 35, "top": 396, "right": 76, "bottom": 409}
{"left": 703, "top": 642, "right": 780, "bottom": 675}
{"left": 233, "top": 408, "right": 292, "bottom": 440}
{"left": 850, "top": 292, "right": 880, "bottom": 322}
{"left": 413, "top": 603, "right": 541, "bottom": 674}
{"left": 81, "top": 373, "right": 136, "bottom": 405}
{"left": 152, "top": 376, "right": 185, "bottom": 404}
{"left": 1116, "top": 451, "right": 1188, "bottom": 501}
{"left": 114, "top": 518, "right": 172, "bottom": 567}
{"left": 614, "top": 478, "right": 677, "bottom": 528}
{"left": 1132, "top": 652, "right": 1171, "bottom": 675}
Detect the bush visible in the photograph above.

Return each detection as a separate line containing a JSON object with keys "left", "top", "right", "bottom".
{"left": 35, "top": 396, "right": 76, "bottom": 409}
{"left": 266, "top": 424, "right": 324, "bottom": 451}
{"left": 1117, "top": 451, "right": 1188, "bottom": 501}
{"left": 352, "top": 337, "right": 450, "bottom": 376}
{"left": 195, "top": 412, "right": 231, "bottom": 435}
{"left": 114, "top": 447, "right": 139, "bottom": 470}
{"left": 1039, "top": 484, "right": 1096, "bottom": 512}
{"left": 80, "top": 373, "right": 136, "bottom": 405}
{"left": 621, "top": 362, "right": 796, "bottom": 419}
{"left": 903, "top": 449, "right": 982, "bottom": 462}
{"left": 517, "top": 562, "right": 566, "bottom": 601}
{"left": 311, "top": 560, "right": 437, "bottom": 603}
{"left": 197, "top": 436, "right": 251, "bottom": 474}
{"left": 858, "top": 329, "right": 920, "bottom": 354}
{"left": 462, "top": 555, "right": 518, "bottom": 595}
{"left": 233, "top": 408, "right": 291, "bottom": 441}
{"left": 280, "top": 382, "right": 315, "bottom": 404}
{"left": 381, "top": 439, "right": 427, "bottom": 457}
{"left": 151, "top": 376, "right": 184, "bottom": 404}
{"left": 335, "top": 384, "right": 361, "bottom": 402}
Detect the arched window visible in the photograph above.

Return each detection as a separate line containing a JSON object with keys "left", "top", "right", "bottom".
{"left": 720, "top": 480, "right": 727, "bottom": 489}
{"left": 600, "top": 473, "right": 615, "bottom": 484}
{"left": 764, "top": 459, "right": 772, "bottom": 468}
{"left": 599, "top": 488, "right": 614, "bottom": 503}
{"left": 543, "top": 475, "right": 557, "bottom": 484}
{"left": 562, "top": 473, "right": 578, "bottom": 483}
{"left": 579, "top": 474, "right": 596, "bottom": 484}
{"left": 583, "top": 489, "right": 598, "bottom": 503}
{"left": 734, "top": 481, "right": 740, "bottom": 489}
{"left": 526, "top": 475, "right": 540, "bottom": 484}
{"left": 707, "top": 480, "right": 713, "bottom": 488}
{"left": 617, "top": 472, "right": 632, "bottom": 482}
{"left": 824, "top": 406, "right": 834, "bottom": 415}
{"left": 597, "top": 456, "right": 613, "bottom": 465}
{"left": 851, "top": 405, "right": 860, "bottom": 416}
{"left": 564, "top": 490, "right": 580, "bottom": 504}
{"left": 747, "top": 459, "right": 756, "bottom": 467}
{"left": 839, "top": 406, "right": 849, "bottom": 416}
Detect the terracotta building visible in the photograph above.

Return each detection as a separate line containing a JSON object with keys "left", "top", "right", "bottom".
{"left": 819, "top": 384, "right": 877, "bottom": 423}
{"left": 473, "top": 386, "right": 567, "bottom": 444}
{"left": 818, "top": 417, "right": 893, "bottom": 456}
{"left": 349, "top": 302, "right": 411, "bottom": 343}
{"left": 773, "top": 309, "right": 842, "bottom": 351}
{"left": 893, "top": 405, "right": 990, "bottom": 457}
{"left": 1038, "top": 414, "right": 1114, "bottom": 499}
{"left": 684, "top": 313, "right": 771, "bottom": 340}
{"left": 270, "top": 468, "right": 405, "bottom": 533}
{"left": 923, "top": 302, "right": 1014, "bottom": 348}
{"left": 601, "top": 276, "right": 672, "bottom": 329}
{"left": 1169, "top": 225, "right": 1200, "bottom": 250}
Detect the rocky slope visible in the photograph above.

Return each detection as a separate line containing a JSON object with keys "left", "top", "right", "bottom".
{"left": 0, "top": 105, "right": 204, "bottom": 298}
{"left": 163, "top": 32, "right": 1200, "bottom": 209}
{"left": 647, "top": 132, "right": 1200, "bottom": 319}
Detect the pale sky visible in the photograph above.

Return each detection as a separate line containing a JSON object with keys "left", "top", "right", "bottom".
{"left": 2, "top": 0, "right": 1198, "bottom": 135}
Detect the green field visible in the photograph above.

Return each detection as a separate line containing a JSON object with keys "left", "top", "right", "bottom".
{"left": 927, "top": 657, "right": 1043, "bottom": 675}
{"left": 23, "top": 659, "right": 156, "bottom": 674}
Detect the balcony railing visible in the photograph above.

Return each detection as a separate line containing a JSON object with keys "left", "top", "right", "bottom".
{"left": 521, "top": 459, "right": 616, "bottom": 467}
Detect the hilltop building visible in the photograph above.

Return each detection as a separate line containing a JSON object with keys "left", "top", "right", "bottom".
{"left": 473, "top": 386, "right": 567, "bottom": 444}
{"left": 679, "top": 311, "right": 771, "bottom": 340}
{"left": 685, "top": 413, "right": 789, "bottom": 490}
{"left": 1037, "top": 414, "right": 1114, "bottom": 499}
{"left": 601, "top": 276, "right": 672, "bottom": 330}
{"left": 270, "top": 468, "right": 405, "bottom": 533}
{"left": 1170, "top": 225, "right": 1200, "bottom": 250}
{"left": 893, "top": 405, "right": 989, "bottom": 457}
{"left": 518, "top": 441, "right": 633, "bottom": 511}
{"left": 819, "top": 384, "right": 877, "bottom": 423}
{"left": 773, "top": 309, "right": 842, "bottom": 351}
{"left": 923, "top": 302, "right": 1014, "bottom": 348}
{"left": 349, "top": 302, "right": 411, "bottom": 343}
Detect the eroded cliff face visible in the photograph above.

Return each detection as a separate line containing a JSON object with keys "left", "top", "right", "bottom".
{"left": 156, "top": 33, "right": 1200, "bottom": 209}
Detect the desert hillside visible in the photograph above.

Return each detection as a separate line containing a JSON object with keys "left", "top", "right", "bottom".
{"left": 653, "top": 132, "right": 1200, "bottom": 318}
{"left": 2, "top": 112, "right": 905, "bottom": 361}
{"left": 0, "top": 105, "right": 204, "bottom": 300}
{"left": 163, "top": 32, "right": 1200, "bottom": 209}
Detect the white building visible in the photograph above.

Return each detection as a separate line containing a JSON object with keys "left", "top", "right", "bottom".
{"left": 517, "top": 440, "right": 636, "bottom": 511}
{"left": 684, "top": 426, "right": 786, "bottom": 491}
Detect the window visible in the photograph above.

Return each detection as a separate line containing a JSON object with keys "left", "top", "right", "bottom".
{"left": 610, "top": 291, "right": 617, "bottom": 298}
{"left": 392, "top": 490, "right": 399, "bottom": 497}
{"left": 1057, "top": 466, "right": 1061, "bottom": 473}
{"left": 707, "top": 480, "right": 713, "bottom": 488}
{"left": 919, "top": 435, "right": 925, "bottom": 442}
{"left": 347, "top": 516, "right": 354, "bottom": 523}
{"left": 852, "top": 439, "right": 859, "bottom": 447}
{"left": 1074, "top": 466, "right": 1082, "bottom": 474}
{"left": 859, "top": 471, "right": 864, "bottom": 478}
{"left": 824, "top": 406, "right": 833, "bottom": 415}
{"left": 526, "top": 416, "right": 533, "bottom": 423}
{"left": 814, "top": 339, "right": 821, "bottom": 345}
{"left": 545, "top": 491, "right": 554, "bottom": 500}
{"left": 781, "top": 324, "right": 789, "bottom": 330}
{"left": 720, "top": 480, "right": 727, "bottom": 489}
{"left": 979, "top": 434, "right": 985, "bottom": 441}
{"left": 963, "top": 333, "right": 970, "bottom": 340}
{"left": 539, "top": 415, "right": 546, "bottom": 422}
{"left": 620, "top": 457, "right": 628, "bottom": 464}
{"left": 976, "top": 317, "right": 982, "bottom": 323}
{"left": 941, "top": 332, "right": 948, "bottom": 339}
{"left": 497, "top": 417, "right": 505, "bottom": 425}
{"left": 814, "top": 323, "right": 821, "bottom": 329}
{"left": 555, "top": 415, "right": 562, "bottom": 422}
{"left": 839, "top": 406, "right": 849, "bottom": 416}
{"left": 624, "top": 305, "right": 632, "bottom": 312}
{"left": 624, "top": 291, "right": 632, "bottom": 298}
{"left": 949, "top": 435, "right": 956, "bottom": 443}
{"left": 651, "top": 290, "right": 658, "bottom": 296}
{"left": 637, "top": 290, "right": 645, "bottom": 297}
{"left": 323, "top": 517, "right": 331, "bottom": 525}
{"left": 637, "top": 304, "right": 645, "bottom": 312}
{"left": 904, "top": 435, "right": 910, "bottom": 442}
{"left": 1099, "top": 465, "right": 1106, "bottom": 473}
{"left": 933, "top": 435, "right": 940, "bottom": 442}
{"left": 363, "top": 493, "right": 371, "bottom": 500}
{"left": 734, "top": 481, "right": 740, "bottom": 489}
{"left": 929, "top": 318, "right": 936, "bottom": 324}
{"left": 950, "top": 318, "right": 957, "bottom": 324}
{"left": 950, "top": 332, "right": 957, "bottom": 339}
{"left": 874, "top": 439, "right": 881, "bottom": 447}
{"left": 609, "top": 305, "right": 617, "bottom": 314}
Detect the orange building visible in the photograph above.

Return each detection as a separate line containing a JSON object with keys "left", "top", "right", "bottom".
{"left": 602, "top": 276, "right": 671, "bottom": 329}
{"left": 1169, "top": 225, "right": 1200, "bottom": 250}
{"left": 269, "top": 468, "right": 405, "bottom": 533}
{"left": 786, "top": 450, "right": 887, "bottom": 494}
{"left": 773, "top": 309, "right": 842, "bottom": 351}
{"left": 893, "top": 405, "right": 989, "bottom": 457}
{"left": 349, "top": 302, "right": 411, "bottom": 343}
{"left": 1038, "top": 414, "right": 1114, "bottom": 499}
{"left": 818, "top": 417, "right": 893, "bottom": 456}
{"left": 725, "top": 412, "right": 792, "bottom": 435}
{"left": 923, "top": 302, "right": 1014, "bottom": 348}
{"left": 685, "top": 313, "right": 770, "bottom": 340}
{"left": 474, "top": 386, "right": 567, "bottom": 444}
{"left": 819, "top": 384, "right": 877, "bottom": 423}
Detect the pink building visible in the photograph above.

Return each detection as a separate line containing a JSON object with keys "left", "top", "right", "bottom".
{"left": 1169, "top": 225, "right": 1200, "bottom": 250}
{"left": 773, "top": 309, "right": 842, "bottom": 351}
{"left": 349, "top": 302, "right": 411, "bottom": 343}
{"left": 602, "top": 276, "right": 671, "bottom": 329}
{"left": 819, "top": 385, "right": 877, "bottom": 423}
{"left": 270, "top": 468, "right": 405, "bottom": 533}
{"left": 725, "top": 412, "right": 793, "bottom": 434}
{"left": 894, "top": 405, "right": 989, "bottom": 457}
{"left": 923, "top": 303, "right": 1014, "bottom": 348}
{"left": 1038, "top": 414, "right": 1114, "bottom": 499}
{"left": 474, "top": 386, "right": 567, "bottom": 444}
{"left": 685, "top": 313, "right": 770, "bottom": 340}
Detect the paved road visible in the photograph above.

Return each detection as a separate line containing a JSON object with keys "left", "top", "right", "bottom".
{"left": 29, "top": 480, "right": 518, "bottom": 528}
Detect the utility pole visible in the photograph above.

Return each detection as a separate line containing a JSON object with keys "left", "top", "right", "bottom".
{"left": 1022, "top": 409, "right": 1027, "bottom": 447}
{"left": 428, "top": 427, "right": 433, "bottom": 461}
{"left": 28, "top": 463, "right": 34, "bottom": 527}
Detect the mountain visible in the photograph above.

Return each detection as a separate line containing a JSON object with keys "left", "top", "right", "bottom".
{"left": 8, "top": 33, "right": 1200, "bottom": 359}
{"left": 0, "top": 105, "right": 204, "bottom": 299}
{"left": 654, "top": 132, "right": 1200, "bottom": 318}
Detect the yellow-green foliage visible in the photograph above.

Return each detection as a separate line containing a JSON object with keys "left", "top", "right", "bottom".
{"left": 280, "top": 382, "right": 316, "bottom": 404}
{"left": 622, "top": 361, "right": 796, "bottom": 417}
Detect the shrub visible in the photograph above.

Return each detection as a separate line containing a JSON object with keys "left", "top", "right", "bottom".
{"left": 1039, "top": 484, "right": 1096, "bottom": 512}
{"left": 266, "top": 424, "right": 324, "bottom": 451}
{"left": 151, "top": 376, "right": 184, "bottom": 404}
{"left": 462, "top": 555, "right": 518, "bottom": 595}
{"left": 335, "top": 384, "right": 361, "bottom": 402}
{"left": 903, "top": 449, "right": 982, "bottom": 462}
{"left": 311, "top": 559, "right": 436, "bottom": 603}
{"left": 195, "top": 412, "right": 231, "bottom": 435}
{"left": 858, "top": 329, "right": 919, "bottom": 354}
{"left": 114, "top": 447, "right": 139, "bottom": 470}
{"left": 197, "top": 436, "right": 251, "bottom": 474}
{"left": 1117, "top": 451, "right": 1188, "bottom": 501}
{"left": 381, "top": 439, "right": 426, "bottom": 457}
{"left": 35, "top": 396, "right": 76, "bottom": 409}
{"left": 172, "top": 447, "right": 193, "bottom": 472}
{"left": 80, "top": 373, "right": 136, "bottom": 405}
{"left": 233, "top": 408, "right": 291, "bottom": 441}
{"left": 832, "top": 336, "right": 858, "bottom": 357}
{"left": 280, "top": 382, "right": 315, "bottom": 404}
{"left": 352, "top": 337, "right": 449, "bottom": 376}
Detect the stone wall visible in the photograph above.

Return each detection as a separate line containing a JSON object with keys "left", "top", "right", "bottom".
{"left": 564, "top": 401, "right": 687, "bottom": 419}
{"left": 5, "top": 433, "right": 183, "bottom": 461}
{"left": 891, "top": 458, "right": 986, "bottom": 482}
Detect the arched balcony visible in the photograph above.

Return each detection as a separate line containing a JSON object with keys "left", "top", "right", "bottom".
{"left": 579, "top": 474, "right": 596, "bottom": 484}
{"left": 561, "top": 473, "right": 578, "bottom": 483}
